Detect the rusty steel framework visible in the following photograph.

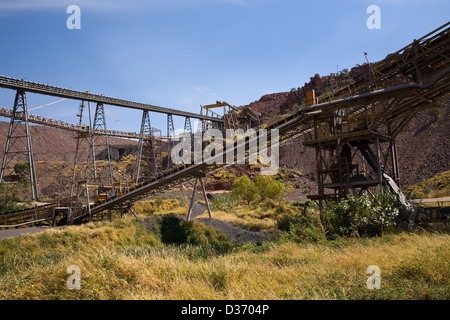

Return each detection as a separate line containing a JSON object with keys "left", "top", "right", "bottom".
{"left": 69, "top": 101, "right": 93, "bottom": 198}
{"left": 0, "top": 22, "right": 449, "bottom": 228}
{"left": 300, "top": 22, "right": 450, "bottom": 220}
{"left": 0, "top": 78, "right": 217, "bottom": 207}
{"left": 135, "top": 110, "right": 158, "bottom": 184}
{"left": 200, "top": 101, "right": 260, "bottom": 131}
{"left": 0, "top": 90, "right": 39, "bottom": 200}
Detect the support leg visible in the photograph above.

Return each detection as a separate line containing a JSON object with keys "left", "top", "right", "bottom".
{"left": 186, "top": 178, "right": 199, "bottom": 221}
{"left": 199, "top": 177, "right": 212, "bottom": 219}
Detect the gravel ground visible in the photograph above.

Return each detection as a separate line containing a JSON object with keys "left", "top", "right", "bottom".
{"left": 190, "top": 203, "right": 274, "bottom": 245}
{"left": 140, "top": 211, "right": 274, "bottom": 247}
{"left": 196, "top": 217, "right": 273, "bottom": 246}
{"left": 0, "top": 227, "right": 51, "bottom": 240}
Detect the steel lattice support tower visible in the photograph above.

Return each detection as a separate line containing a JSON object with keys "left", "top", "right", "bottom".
{"left": 84, "top": 103, "right": 114, "bottom": 185}
{"left": 184, "top": 117, "right": 192, "bottom": 134}
{"left": 166, "top": 114, "right": 174, "bottom": 171}
{"left": 0, "top": 90, "right": 38, "bottom": 200}
{"left": 69, "top": 101, "right": 94, "bottom": 198}
{"left": 135, "top": 110, "right": 158, "bottom": 184}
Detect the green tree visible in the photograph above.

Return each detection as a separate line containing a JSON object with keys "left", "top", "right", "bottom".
{"left": 254, "top": 175, "right": 285, "bottom": 202}
{"left": 231, "top": 175, "right": 287, "bottom": 205}
{"left": 231, "top": 175, "right": 260, "bottom": 204}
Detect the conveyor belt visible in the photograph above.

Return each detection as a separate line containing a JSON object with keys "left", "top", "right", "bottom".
{"left": 0, "top": 75, "right": 223, "bottom": 123}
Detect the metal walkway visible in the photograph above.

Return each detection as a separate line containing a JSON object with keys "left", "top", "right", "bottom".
{"left": 0, "top": 105, "right": 144, "bottom": 140}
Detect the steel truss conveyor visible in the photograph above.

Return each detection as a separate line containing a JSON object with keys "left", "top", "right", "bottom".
{"left": 0, "top": 76, "right": 222, "bottom": 123}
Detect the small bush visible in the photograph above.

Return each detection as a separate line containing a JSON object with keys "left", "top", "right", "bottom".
{"left": 254, "top": 175, "right": 285, "bottom": 202}
{"left": 213, "top": 169, "right": 235, "bottom": 180}
{"left": 184, "top": 221, "right": 234, "bottom": 254}
{"left": 210, "top": 193, "right": 240, "bottom": 212}
{"left": 324, "top": 191, "right": 400, "bottom": 238}
{"left": 0, "top": 182, "right": 29, "bottom": 212}
{"left": 276, "top": 204, "right": 325, "bottom": 243}
{"left": 231, "top": 175, "right": 260, "bottom": 204}
{"left": 155, "top": 214, "right": 234, "bottom": 254}
{"left": 14, "top": 162, "right": 30, "bottom": 177}
{"left": 231, "top": 175, "right": 287, "bottom": 205}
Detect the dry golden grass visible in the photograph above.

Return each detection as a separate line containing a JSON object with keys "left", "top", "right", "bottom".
{"left": 133, "top": 198, "right": 189, "bottom": 217}
{"left": 196, "top": 207, "right": 277, "bottom": 233}
{"left": 0, "top": 216, "right": 448, "bottom": 300}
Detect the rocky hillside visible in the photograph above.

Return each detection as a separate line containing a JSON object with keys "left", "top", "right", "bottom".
{"left": 0, "top": 123, "right": 138, "bottom": 163}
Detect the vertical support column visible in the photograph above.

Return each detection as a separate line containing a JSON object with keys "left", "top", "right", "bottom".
{"left": 184, "top": 117, "right": 192, "bottom": 134}
{"left": 85, "top": 103, "right": 114, "bottom": 185}
{"left": 337, "top": 138, "right": 343, "bottom": 201}
{"left": 135, "top": 110, "right": 157, "bottom": 184}
{"left": 70, "top": 101, "right": 93, "bottom": 198}
{"left": 186, "top": 176, "right": 212, "bottom": 221}
{"left": 0, "top": 90, "right": 38, "bottom": 201}
{"left": 199, "top": 176, "right": 212, "bottom": 219}
{"left": 84, "top": 181, "right": 91, "bottom": 221}
{"left": 186, "top": 178, "right": 199, "bottom": 221}
{"left": 375, "top": 137, "right": 383, "bottom": 193}
{"left": 390, "top": 138, "right": 400, "bottom": 185}
{"left": 316, "top": 143, "right": 325, "bottom": 225}
{"left": 166, "top": 114, "right": 174, "bottom": 171}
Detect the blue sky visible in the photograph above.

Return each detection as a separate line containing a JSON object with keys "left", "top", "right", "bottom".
{"left": 0, "top": 0, "right": 449, "bottom": 134}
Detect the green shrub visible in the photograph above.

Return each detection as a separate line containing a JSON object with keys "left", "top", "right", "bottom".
{"left": 276, "top": 208, "right": 326, "bottom": 243}
{"left": 183, "top": 221, "right": 233, "bottom": 253}
{"left": 231, "top": 175, "right": 287, "bottom": 205}
{"left": 155, "top": 214, "right": 233, "bottom": 254}
{"left": 13, "top": 162, "right": 30, "bottom": 177}
{"left": 231, "top": 175, "right": 260, "bottom": 204}
{"left": 254, "top": 175, "right": 285, "bottom": 202}
{"left": 0, "top": 182, "right": 29, "bottom": 213}
{"left": 324, "top": 190, "right": 400, "bottom": 238}
{"left": 210, "top": 193, "right": 240, "bottom": 212}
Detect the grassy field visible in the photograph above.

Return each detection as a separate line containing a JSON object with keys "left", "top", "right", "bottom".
{"left": 0, "top": 213, "right": 448, "bottom": 300}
